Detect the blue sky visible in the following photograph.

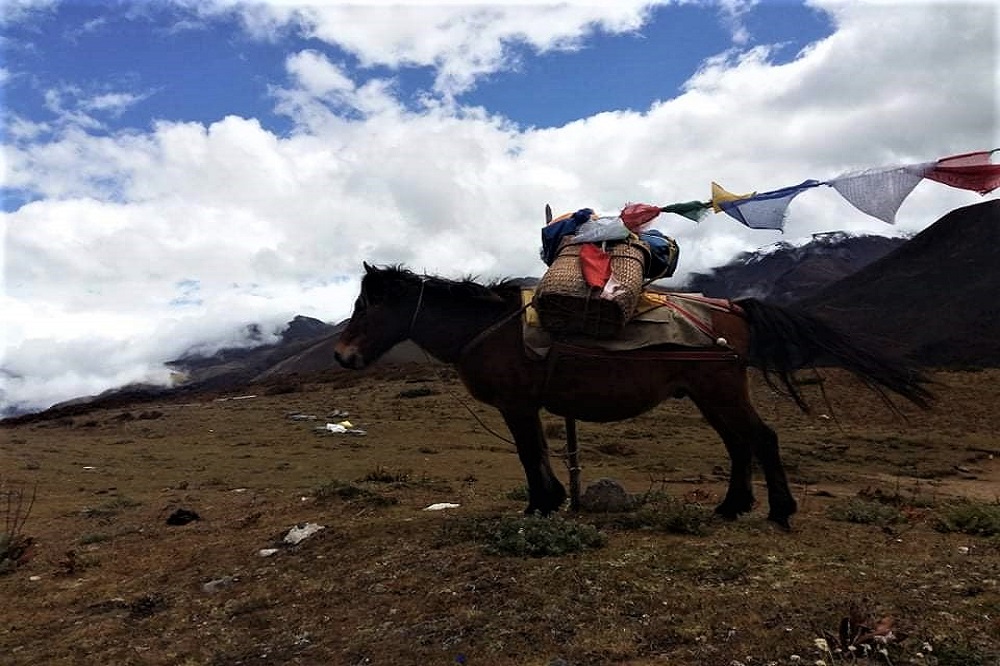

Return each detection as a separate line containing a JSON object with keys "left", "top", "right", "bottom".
{"left": 465, "top": 3, "right": 832, "bottom": 126}
{"left": 1, "top": 0, "right": 997, "bottom": 414}
{"left": 3, "top": 1, "right": 833, "bottom": 146}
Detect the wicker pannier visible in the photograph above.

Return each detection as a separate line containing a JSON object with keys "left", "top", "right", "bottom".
{"left": 534, "top": 238, "right": 649, "bottom": 339}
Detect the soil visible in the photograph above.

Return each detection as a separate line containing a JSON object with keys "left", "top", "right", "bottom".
{"left": 2, "top": 365, "right": 999, "bottom": 665}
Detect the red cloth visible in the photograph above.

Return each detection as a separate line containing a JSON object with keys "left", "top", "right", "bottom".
{"left": 579, "top": 243, "right": 611, "bottom": 288}
{"left": 924, "top": 150, "right": 1000, "bottom": 195}
{"left": 620, "top": 203, "right": 661, "bottom": 231}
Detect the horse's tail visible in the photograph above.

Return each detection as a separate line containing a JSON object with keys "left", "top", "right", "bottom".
{"left": 735, "top": 297, "right": 933, "bottom": 412}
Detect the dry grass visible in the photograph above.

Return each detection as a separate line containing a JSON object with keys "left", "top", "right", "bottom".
{"left": 0, "top": 481, "right": 36, "bottom": 574}
{"left": 1, "top": 367, "right": 999, "bottom": 665}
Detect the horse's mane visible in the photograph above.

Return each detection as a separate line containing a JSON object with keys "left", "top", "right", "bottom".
{"left": 373, "top": 264, "right": 518, "bottom": 304}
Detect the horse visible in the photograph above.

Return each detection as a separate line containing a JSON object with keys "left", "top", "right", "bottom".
{"left": 333, "top": 263, "right": 932, "bottom": 528}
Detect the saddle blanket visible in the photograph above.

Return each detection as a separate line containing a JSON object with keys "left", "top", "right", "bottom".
{"left": 522, "top": 288, "right": 734, "bottom": 358}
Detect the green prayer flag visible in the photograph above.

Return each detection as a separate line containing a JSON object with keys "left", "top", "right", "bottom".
{"left": 660, "top": 200, "right": 711, "bottom": 222}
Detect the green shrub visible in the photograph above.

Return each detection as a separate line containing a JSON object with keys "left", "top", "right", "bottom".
{"left": 826, "top": 497, "right": 905, "bottom": 526}
{"left": 79, "top": 533, "right": 112, "bottom": 545}
{"left": 81, "top": 496, "right": 141, "bottom": 519}
{"left": 932, "top": 639, "right": 993, "bottom": 666}
{"left": 312, "top": 480, "right": 398, "bottom": 506}
{"left": 604, "top": 492, "right": 714, "bottom": 536}
{"left": 934, "top": 501, "right": 1000, "bottom": 537}
{"left": 857, "top": 484, "right": 937, "bottom": 508}
{"left": 482, "top": 515, "right": 606, "bottom": 557}
{"left": 360, "top": 466, "right": 410, "bottom": 484}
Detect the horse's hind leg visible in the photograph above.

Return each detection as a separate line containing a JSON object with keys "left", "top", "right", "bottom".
{"left": 500, "top": 409, "right": 567, "bottom": 516}
{"left": 689, "top": 372, "right": 797, "bottom": 528}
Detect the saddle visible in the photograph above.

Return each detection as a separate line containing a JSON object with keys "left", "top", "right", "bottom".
{"left": 521, "top": 288, "right": 736, "bottom": 359}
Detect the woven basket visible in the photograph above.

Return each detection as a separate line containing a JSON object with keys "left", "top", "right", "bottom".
{"left": 535, "top": 239, "right": 649, "bottom": 339}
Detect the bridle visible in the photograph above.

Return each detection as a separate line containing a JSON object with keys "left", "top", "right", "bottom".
{"left": 357, "top": 275, "right": 426, "bottom": 339}
{"left": 365, "top": 271, "right": 525, "bottom": 362}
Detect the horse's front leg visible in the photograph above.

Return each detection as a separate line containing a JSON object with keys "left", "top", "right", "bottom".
{"left": 500, "top": 409, "right": 567, "bottom": 516}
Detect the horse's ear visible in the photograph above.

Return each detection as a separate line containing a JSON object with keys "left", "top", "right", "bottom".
{"left": 363, "top": 262, "right": 374, "bottom": 274}
{"left": 545, "top": 204, "right": 553, "bottom": 224}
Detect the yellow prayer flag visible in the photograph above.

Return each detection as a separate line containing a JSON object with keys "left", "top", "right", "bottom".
{"left": 711, "top": 181, "right": 755, "bottom": 212}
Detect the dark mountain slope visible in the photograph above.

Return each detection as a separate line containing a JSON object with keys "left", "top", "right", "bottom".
{"left": 803, "top": 200, "right": 1000, "bottom": 367}
{"left": 680, "top": 232, "right": 906, "bottom": 305}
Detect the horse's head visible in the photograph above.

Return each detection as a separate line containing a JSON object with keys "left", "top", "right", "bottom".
{"left": 334, "top": 263, "right": 424, "bottom": 369}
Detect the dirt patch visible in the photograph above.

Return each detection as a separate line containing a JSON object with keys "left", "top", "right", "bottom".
{"left": 2, "top": 368, "right": 998, "bottom": 665}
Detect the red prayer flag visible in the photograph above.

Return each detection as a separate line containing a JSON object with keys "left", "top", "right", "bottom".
{"left": 924, "top": 149, "right": 1000, "bottom": 195}
{"left": 620, "top": 203, "right": 661, "bottom": 231}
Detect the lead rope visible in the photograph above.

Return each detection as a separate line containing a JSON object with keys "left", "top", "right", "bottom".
{"left": 408, "top": 282, "right": 518, "bottom": 446}
{"left": 408, "top": 278, "right": 427, "bottom": 336}
{"left": 415, "top": 345, "right": 515, "bottom": 446}
{"left": 412, "top": 291, "right": 580, "bottom": 507}
{"left": 453, "top": 302, "right": 581, "bottom": 507}
{"left": 449, "top": 302, "right": 533, "bottom": 446}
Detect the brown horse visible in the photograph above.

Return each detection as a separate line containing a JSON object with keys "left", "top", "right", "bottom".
{"left": 334, "top": 263, "right": 932, "bottom": 528}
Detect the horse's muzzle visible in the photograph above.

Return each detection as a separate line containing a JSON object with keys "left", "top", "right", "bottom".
{"left": 333, "top": 344, "right": 365, "bottom": 370}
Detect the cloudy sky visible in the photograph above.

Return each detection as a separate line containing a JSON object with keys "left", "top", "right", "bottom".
{"left": 1, "top": 0, "right": 997, "bottom": 415}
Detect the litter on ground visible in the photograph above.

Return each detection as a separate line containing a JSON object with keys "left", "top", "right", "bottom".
{"left": 322, "top": 421, "right": 367, "bottom": 435}
{"left": 422, "top": 503, "right": 461, "bottom": 511}
{"left": 284, "top": 522, "right": 326, "bottom": 545}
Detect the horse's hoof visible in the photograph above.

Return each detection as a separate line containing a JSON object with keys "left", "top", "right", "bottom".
{"left": 714, "top": 499, "right": 753, "bottom": 520}
{"left": 767, "top": 513, "right": 793, "bottom": 531}
{"left": 714, "top": 506, "right": 740, "bottom": 521}
{"left": 525, "top": 504, "right": 564, "bottom": 518}
{"left": 524, "top": 482, "right": 566, "bottom": 517}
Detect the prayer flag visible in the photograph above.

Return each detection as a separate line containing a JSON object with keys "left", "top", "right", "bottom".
{"left": 717, "top": 180, "right": 823, "bottom": 230}
{"left": 924, "top": 149, "right": 1000, "bottom": 195}
{"left": 660, "top": 200, "right": 711, "bottom": 222}
{"left": 711, "top": 182, "right": 755, "bottom": 212}
{"left": 620, "top": 203, "right": 662, "bottom": 231}
{"left": 828, "top": 163, "right": 933, "bottom": 224}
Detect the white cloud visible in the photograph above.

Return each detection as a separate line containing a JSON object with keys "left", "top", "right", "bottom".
{"left": 25, "top": 84, "right": 155, "bottom": 135}
{"left": 80, "top": 90, "right": 150, "bottom": 116}
{"left": 284, "top": 50, "right": 355, "bottom": 96}
{"left": 273, "top": 50, "right": 402, "bottom": 124}
{"left": 716, "top": 0, "right": 759, "bottom": 46}
{"left": 186, "top": 1, "right": 657, "bottom": 97}
{"left": 0, "top": 0, "right": 59, "bottom": 25}
{"left": 2, "top": 0, "right": 997, "bottom": 414}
